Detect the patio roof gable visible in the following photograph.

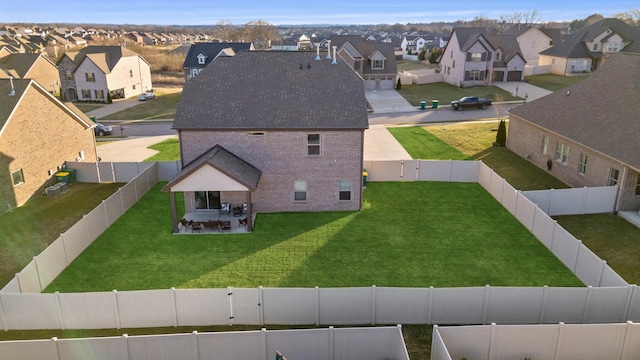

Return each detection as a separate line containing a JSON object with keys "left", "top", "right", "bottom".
{"left": 168, "top": 164, "right": 251, "bottom": 192}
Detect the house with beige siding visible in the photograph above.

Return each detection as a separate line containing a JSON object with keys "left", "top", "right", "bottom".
{"left": 0, "top": 53, "right": 61, "bottom": 95}
{"left": 538, "top": 18, "right": 640, "bottom": 75}
{"left": 507, "top": 52, "right": 640, "bottom": 212}
{"left": 0, "top": 78, "right": 97, "bottom": 211}
{"left": 503, "top": 25, "right": 562, "bottom": 67}
{"left": 163, "top": 51, "right": 368, "bottom": 232}
{"left": 57, "top": 46, "right": 151, "bottom": 102}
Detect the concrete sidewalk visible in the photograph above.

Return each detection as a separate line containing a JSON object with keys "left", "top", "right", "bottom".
{"left": 494, "top": 81, "right": 552, "bottom": 102}
{"left": 364, "top": 125, "right": 411, "bottom": 161}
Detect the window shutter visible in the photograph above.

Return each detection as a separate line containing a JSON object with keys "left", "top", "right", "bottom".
{"left": 464, "top": 71, "right": 470, "bottom": 81}
{"left": 480, "top": 71, "right": 485, "bottom": 80}
{"left": 466, "top": 53, "right": 471, "bottom": 61}
{"left": 481, "top": 52, "right": 486, "bottom": 61}
{"left": 487, "top": 52, "right": 492, "bottom": 61}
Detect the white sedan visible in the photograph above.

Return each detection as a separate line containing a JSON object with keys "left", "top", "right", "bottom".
{"left": 137, "top": 92, "right": 156, "bottom": 101}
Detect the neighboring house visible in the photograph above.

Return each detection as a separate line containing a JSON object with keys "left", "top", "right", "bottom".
{"left": 507, "top": 52, "right": 640, "bottom": 212}
{"left": 329, "top": 35, "right": 398, "bottom": 90}
{"left": 270, "top": 38, "right": 298, "bottom": 51}
{"left": 538, "top": 18, "right": 640, "bottom": 75}
{"left": 182, "top": 42, "right": 254, "bottom": 81}
{"left": 401, "top": 35, "right": 428, "bottom": 53}
{"left": 164, "top": 51, "right": 368, "bottom": 232}
{"left": 0, "top": 78, "right": 97, "bottom": 210}
{"left": 503, "top": 25, "right": 562, "bottom": 66}
{"left": 440, "top": 28, "right": 525, "bottom": 87}
{"left": 297, "top": 34, "right": 311, "bottom": 50}
{"left": 0, "top": 45, "right": 13, "bottom": 58}
{"left": 57, "top": 46, "right": 152, "bottom": 102}
{"left": 0, "top": 53, "right": 61, "bottom": 95}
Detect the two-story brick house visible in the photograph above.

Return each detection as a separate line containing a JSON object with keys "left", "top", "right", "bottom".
{"left": 329, "top": 35, "right": 397, "bottom": 90}
{"left": 163, "top": 51, "right": 369, "bottom": 232}
{"left": 507, "top": 52, "right": 640, "bottom": 212}
{"left": 0, "top": 78, "right": 97, "bottom": 210}
{"left": 0, "top": 53, "right": 61, "bottom": 95}
{"left": 538, "top": 18, "right": 640, "bottom": 75}
{"left": 57, "top": 46, "right": 152, "bottom": 102}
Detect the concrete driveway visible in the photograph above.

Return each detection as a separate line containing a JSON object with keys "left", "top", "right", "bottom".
{"left": 494, "top": 81, "right": 552, "bottom": 101}
{"left": 365, "top": 90, "right": 416, "bottom": 113}
{"left": 97, "top": 135, "right": 178, "bottom": 162}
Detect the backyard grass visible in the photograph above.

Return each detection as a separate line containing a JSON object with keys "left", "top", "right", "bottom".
{"left": 45, "top": 181, "right": 582, "bottom": 292}
{"left": 397, "top": 60, "right": 436, "bottom": 72}
{"left": 0, "top": 183, "right": 123, "bottom": 286}
{"left": 555, "top": 214, "right": 640, "bottom": 285}
{"left": 101, "top": 91, "right": 181, "bottom": 120}
{"left": 524, "top": 74, "right": 589, "bottom": 92}
{"left": 388, "top": 122, "right": 569, "bottom": 191}
{"left": 144, "top": 137, "right": 180, "bottom": 161}
{"left": 397, "top": 82, "right": 520, "bottom": 106}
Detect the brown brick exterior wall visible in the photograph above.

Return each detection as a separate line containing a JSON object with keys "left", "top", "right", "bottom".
{"left": 180, "top": 130, "right": 364, "bottom": 213}
{"left": 0, "top": 85, "right": 97, "bottom": 208}
{"left": 57, "top": 56, "right": 76, "bottom": 101}
{"left": 507, "top": 116, "right": 640, "bottom": 211}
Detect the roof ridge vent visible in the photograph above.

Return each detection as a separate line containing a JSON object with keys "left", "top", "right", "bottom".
{"left": 9, "top": 76, "right": 15, "bottom": 96}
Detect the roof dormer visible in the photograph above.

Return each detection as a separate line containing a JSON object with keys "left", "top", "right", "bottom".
{"left": 197, "top": 53, "right": 207, "bottom": 65}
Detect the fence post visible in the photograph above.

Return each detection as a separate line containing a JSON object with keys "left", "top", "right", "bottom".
{"left": 192, "top": 331, "right": 200, "bottom": 359}
{"left": 597, "top": 260, "right": 607, "bottom": 287}
{"left": 550, "top": 220, "right": 559, "bottom": 251}
{"left": 123, "top": 334, "right": 132, "bottom": 360}
{"left": 581, "top": 187, "right": 588, "bottom": 214}
{"left": 55, "top": 292, "right": 65, "bottom": 330}
{"left": 103, "top": 200, "right": 110, "bottom": 227}
{"left": 110, "top": 162, "right": 116, "bottom": 183}
{"left": 623, "top": 285, "right": 636, "bottom": 322}
{"left": 51, "top": 337, "right": 62, "bottom": 360}
{"left": 227, "top": 287, "right": 234, "bottom": 326}
{"left": 371, "top": 285, "right": 376, "bottom": 325}
{"left": 548, "top": 188, "right": 555, "bottom": 215}
{"left": 487, "top": 323, "right": 497, "bottom": 359}
{"left": 14, "top": 273, "right": 23, "bottom": 293}
{"left": 33, "top": 256, "right": 43, "bottom": 292}
{"left": 113, "top": 290, "right": 121, "bottom": 329}
{"left": 427, "top": 286, "right": 434, "bottom": 325}
{"left": 119, "top": 188, "right": 125, "bottom": 213}
{"left": 260, "top": 328, "right": 267, "bottom": 360}
{"left": 315, "top": 286, "right": 320, "bottom": 326}
{"left": 329, "top": 326, "right": 335, "bottom": 360}
{"left": 539, "top": 285, "right": 548, "bottom": 324}
{"left": 620, "top": 321, "right": 634, "bottom": 359}
{"left": 171, "top": 287, "right": 178, "bottom": 327}
{"left": 258, "top": 286, "right": 264, "bottom": 326}
{"left": 553, "top": 323, "right": 565, "bottom": 360}
{"left": 573, "top": 240, "right": 582, "bottom": 274}
{"left": 448, "top": 159, "right": 453, "bottom": 181}
{"left": 59, "top": 234, "right": 69, "bottom": 266}
{"left": 483, "top": 285, "right": 490, "bottom": 324}
{"left": 582, "top": 286, "right": 593, "bottom": 323}
{"left": 0, "top": 292, "right": 8, "bottom": 330}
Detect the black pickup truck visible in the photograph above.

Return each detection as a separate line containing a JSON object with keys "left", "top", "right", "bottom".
{"left": 451, "top": 96, "right": 492, "bottom": 111}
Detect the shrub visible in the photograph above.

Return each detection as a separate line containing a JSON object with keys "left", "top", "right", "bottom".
{"left": 396, "top": 77, "right": 402, "bottom": 90}
{"left": 418, "top": 49, "right": 426, "bottom": 61}
{"left": 495, "top": 119, "right": 507, "bottom": 147}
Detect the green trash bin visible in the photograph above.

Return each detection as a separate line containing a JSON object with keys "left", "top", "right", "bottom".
{"left": 362, "top": 170, "right": 368, "bottom": 187}
{"left": 432, "top": 100, "right": 439, "bottom": 109}
{"left": 89, "top": 116, "right": 97, "bottom": 122}
{"left": 55, "top": 171, "right": 70, "bottom": 183}
{"left": 65, "top": 168, "right": 76, "bottom": 183}
{"left": 420, "top": 101, "right": 426, "bottom": 110}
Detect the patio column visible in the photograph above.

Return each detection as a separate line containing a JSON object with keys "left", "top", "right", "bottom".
{"left": 246, "top": 191, "right": 253, "bottom": 232}
{"left": 170, "top": 191, "right": 178, "bottom": 233}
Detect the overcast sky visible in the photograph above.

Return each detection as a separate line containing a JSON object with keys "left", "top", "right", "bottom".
{"left": 3, "top": 0, "right": 637, "bottom": 25}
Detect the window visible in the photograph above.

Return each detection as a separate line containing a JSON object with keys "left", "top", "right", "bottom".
{"left": 452, "top": 60, "right": 455, "bottom": 68}
{"left": 11, "top": 169, "right": 24, "bottom": 187}
{"left": 495, "top": 52, "right": 501, "bottom": 61}
{"left": 540, "top": 135, "right": 548, "bottom": 154}
{"left": 555, "top": 142, "right": 569, "bottom": 164}
{"left": 470, "top": 52, "right": 482, "bottom": 62}
{"left": 551, "top": 58, "right": 556, "bottom": 65}
{"left": 294, "top": 181, "right": 307, "bottom": 201}
{"left": 635, "top": 174, "right": 640, "bottom": 195}
{"left": 129, "top": 69, "right": 133, "bottom": 77}
{"left": 85, "top": 72, "right": 95, "bottom": 82}
{"left": 339, "top": 180, "right": 352, "bottom": 201}
{"left": 608, "top": 168, "right": 620, "bottom": 186}
{"left": 450, "top": 50, "right": 453, "bottom": 59}
{"left": 371, "top": 59, "right": 384, "bottom": 69}
{"left": 65, "top": 72, "right": 73, "bottom": 80}
{"left": 469, "top": 70, "right": 480, "bottom": 81}
{"left": 447, "top": 66, "right": 450, "bottom": 75}
{"left": 81, "top": 89, "right": 91, "bottom": 99}
{"left": 307, "top": 134, "right": 320, "bottom": 156}
{"left": 607, "top": 42, "right": 619, "bottom": 52}
{"left": 578, "top": 153, "right": 588, "bottom": 174}
{"left": 570, "top": 61, "right": 576, "bottom": 71}
{"left": 94, "top": 89, "right": 104, "bottom": 99}
{"left": 592, "top": 43, "right": 598, "bottom": 51}
{"left": 197, "top": 53, "right": 207, "bottom": 64}
{"left": 581, "top": 60, "right": 588, "bottom": 70}
{"left": 132, "top": 84, "right": 136, "bottom": 90}
{"left": 79, "top": 150, "right": 85, "bottom": 161}
{"left": 194, "top": 191, "right": 221, "bottom": 210}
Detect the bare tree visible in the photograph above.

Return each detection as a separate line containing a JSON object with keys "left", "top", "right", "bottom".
{"left": 238, "top": 19, "right": 278, "bottom": 49}
{"left": 614, "top": 8, "right": 640, "bottom": 26}
{"left": 499, "top": 10, "right": 542, "bottom": 32}
{"left": 212, "top": 20, "right": 238, "bottom": 42}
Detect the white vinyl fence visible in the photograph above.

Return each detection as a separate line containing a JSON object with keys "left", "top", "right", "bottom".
{"left": 0, "top": 325, "right": 409, "bottom": 360}
{"left": 432, "top": 322, "right": 640, "bottom": 360}
{"left": 0, "top": 160, "right": 633, "bottom": 332}
{"left": 522, "top": 186, "right": 617, "bottom": 215}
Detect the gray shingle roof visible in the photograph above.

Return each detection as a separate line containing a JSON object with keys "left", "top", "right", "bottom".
{"left": 487, "top": 35, "right": 525, "bottom": 64}
{"left": 540, "top": 18, "right": 640, "bottom": 58}
{"left": 0, "top": 53, "right": 40, "bottom": 77}
{"left": 173, "top": 51, "right": 368, "bottom": 130}
{"left": 509, "top": 52, "right": 640, "bottom": 170}
{"left": 182, "top": 42, "right": 253, "bottom": 69}
{"left": 60, "top": 46, "right": 141, "bottom": 72}
{"left": 163, "top": 145, "right": 262, "bottom": 191}
{"left": 329, "top": 35, "right": 398, "bottom": 75}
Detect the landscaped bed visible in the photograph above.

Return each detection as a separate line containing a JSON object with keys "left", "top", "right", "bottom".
{"left": 45, "top": 181, "right": 582, "bottom": 292}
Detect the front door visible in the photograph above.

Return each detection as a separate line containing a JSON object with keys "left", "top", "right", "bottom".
{"left": 67, "top": 88, "right": 77, "bottom": 101}
{"left": 194, "top": 191, "right": 221, "bottom": 210}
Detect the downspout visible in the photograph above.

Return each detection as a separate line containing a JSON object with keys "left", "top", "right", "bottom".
{"left": 359, "top": 129, "right": 365, "bottom": 210}
{"left": 614, "top": 164, "right": 628, "bottom": 213}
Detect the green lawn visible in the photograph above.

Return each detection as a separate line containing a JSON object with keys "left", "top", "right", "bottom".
{"left": 0, "top": 183, "right": 123, "bottom": 286}
{"left": 397, "top": 82, "right": 521, "bottom": 106}
{"left": 45, "top": 181, "right": 582, "bottom": 292}
{"left": 397, "top": 60, "right": 436, "bottom": 72}
{"left": 144, "top": 138, "right": 180, "bottom": 161}
{"left": 101, "top": 91, "right": 181, "bottom": 120}
{"left": 389, "top": 123, "right": 569, "bottom": 191}
{"left": 72, "top": 103, "right": 104, "bottom": 113}
{"left": 525, "top": 74, "right": 589, "bottom": 92}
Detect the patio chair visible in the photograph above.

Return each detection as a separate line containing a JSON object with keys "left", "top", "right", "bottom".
{"left": 178, "top": 218, "right": 191, "bottom": 232}
{"left": 239, "top": 217, "right": 248, "bottom": 229}
{"left": 242, "top": 202, "right": 248, "bottom": 214}
{"left": 203, "top": 220, "right": 221, "bottom": 233}
{"left": 219, "top": 202, "right": 231, "bottom": 218}
{"left": 220, "top": 220, "right": 232, "bottom": 233}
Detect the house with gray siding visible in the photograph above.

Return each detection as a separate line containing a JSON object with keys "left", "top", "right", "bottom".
{"left": 507, "top": 52, "right": 640, "bottom": 212}
{"left": 163, "top": 51, "right": 368, "bottom": 232}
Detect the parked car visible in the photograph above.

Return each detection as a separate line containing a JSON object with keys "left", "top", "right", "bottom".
{"left": 451, "top": 96, "right": 492, "bottom": 111}
{"left": 94, "top": 123, "right": 113, "bottom": 136}
{"left": 137, "top": 92, "right": 156, "bottom": 101}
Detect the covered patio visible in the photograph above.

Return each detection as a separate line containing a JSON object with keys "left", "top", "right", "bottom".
{"left": 162, "top": 145, "right": 262, "bottom": 234}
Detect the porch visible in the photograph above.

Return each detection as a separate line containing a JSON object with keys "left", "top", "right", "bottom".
{"left": 176, "top": 210, "right": 257, "bottom": 234}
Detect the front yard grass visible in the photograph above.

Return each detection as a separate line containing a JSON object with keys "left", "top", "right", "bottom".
{"left": 100, "top": 91, "right": 181, "bottom": 120}
{"left": 525, "top": 74, "right": 589, "bottom": 92}
{"left": 72, "top": 103, "right": 104, "bottom": 113}
{"left": 144, "top": 138, "right": 180, "bottom": 161}
{"left": 0, "top": 183, "right": 123, "bottom": 286}
{"left": 45, "top": 181, "right": 582, "bottom": 292}
{"left": 397, "top": 82, "right": 521, "bottom": 106}
{"left": 388, "top": 122, "right": 569, "bottom": 190}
